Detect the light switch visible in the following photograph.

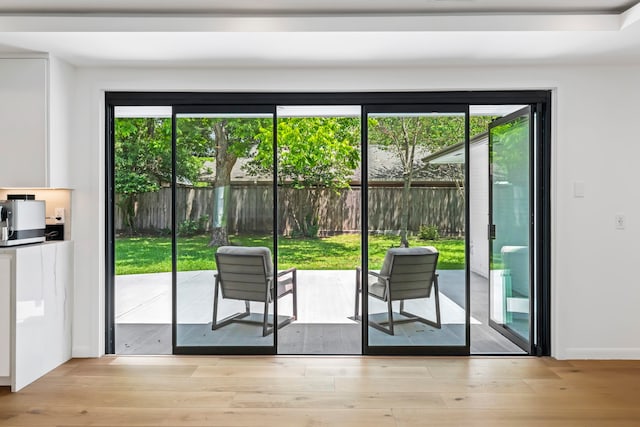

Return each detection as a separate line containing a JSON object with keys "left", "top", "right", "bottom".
{"left": 573, "top": 182, "right": 585, "bottom": 198}
{"left": 615, "top": 214, "right": 626, "bottom": 230}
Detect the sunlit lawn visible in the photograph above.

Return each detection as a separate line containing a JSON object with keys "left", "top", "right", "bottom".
{"left": 115, "top": 233, "right": 465, "bottom": 275}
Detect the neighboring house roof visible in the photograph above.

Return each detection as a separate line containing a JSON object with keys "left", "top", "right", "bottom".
{"left": 362, "top": 145, "right": 463, "bottom": 182}
{"left": 198, "top": 144, "right": 465, "bottom": 185}
{"left": 422, "top": 132, "right": 488, "bottom": 165}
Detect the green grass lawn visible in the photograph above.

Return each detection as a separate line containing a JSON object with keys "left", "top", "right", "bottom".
{"left": 115, "top": 234, "right": 465, "bottom": 275}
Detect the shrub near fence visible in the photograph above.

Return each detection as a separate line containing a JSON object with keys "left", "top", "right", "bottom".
{"left": 115, "top": 184, "right": 465, "bottom": 236}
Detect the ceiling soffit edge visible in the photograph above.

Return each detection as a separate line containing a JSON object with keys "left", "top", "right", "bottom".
{"left": 0, "top": 13, "right": 625, "bottom": 32}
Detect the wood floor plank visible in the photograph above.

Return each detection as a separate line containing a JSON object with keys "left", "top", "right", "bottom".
{"left": 108, "top": 356, "right": 222, "bottom": 366}
{"left": 439, "top": 391, "right": 640, "bottom": 410}
{"left": 67, "top": 364, "right": 199, "bottom": 378}
{"left": 230, "top": 391, "right": 446, "bottom": 409}
{"left": 2, "top": 406, "right": 397, "bottom": 427}
{"left": 305, "top": 365, "right": 432, "bottom": 378}
{"left": 548, "top": 366, "right": 640, "bottom": 387}
{"left": 523, "top": 379, "right": 640, "bottom": 404}
{"left": 191, "top": 365, "right": 307, "bottom": 378}
{"left": 334, "top": 376, "right": 535, "bottom": 393}
{"left": 428, "top": 365, "right": 561, "bottom": 379}
{"left": 0, "top": 389, "right": 236, "bottom": 409}
{"left": 393, "top": 408, "right": 640, "bottom": 427}
{"left": 17, "top": 375, "right": 335, "bottom": 393}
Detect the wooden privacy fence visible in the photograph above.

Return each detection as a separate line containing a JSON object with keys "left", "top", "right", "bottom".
{"left": 115, "top": 185, "right": 465, "bottom": 236}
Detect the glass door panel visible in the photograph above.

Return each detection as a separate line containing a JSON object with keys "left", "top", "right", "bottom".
{"left": 488, "top": 106, "right": 533, "bottom": 352}
{"left": 174, "top": 108, "right": 276, "bottom": 353}
{"left": 113, "top": 106, "right": 173, "bottom": 355}
{"left": 364, "top": 106, "right": 469, "bottom": 354}
{"left": 275, "top": 106, "right": 362, "bottom": 355}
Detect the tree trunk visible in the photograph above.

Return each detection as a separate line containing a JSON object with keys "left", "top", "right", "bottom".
{"left": 399, "top": 176, "right": 411, "bottom": 248}
{"left": 209, "top": 225, "right": 229, "bottom": 247}
{"left": 304, "top": 187, "right": 321, "bottom": 237}
{"left": 117, "top": 193, "right": 138, "bottom": 235}
{"left": 209, "top": 183, "right": 231, "bottom": 246}
{"left": 397, "top": 117, "right": 418, "bottom": 248}
{"left": 208, "top": 122, "right": 237, "bottom": 247}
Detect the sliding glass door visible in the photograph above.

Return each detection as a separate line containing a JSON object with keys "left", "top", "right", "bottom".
{"left": 173, "top": 106, "right": 278, "bottom": 354}
{"left": 488, "top": 106, "right": 534, "bottom": 352}
{"left": 362, "top": 105, "right": 470, "bottom": 355}
{"left": 106, "top": 91, "right": 551, "bottom": 357}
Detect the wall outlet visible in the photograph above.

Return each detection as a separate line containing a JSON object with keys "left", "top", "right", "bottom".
{"left": 615, "top": 213, "right": 625, "bottom": 230}
{"left": 54, "top": 207, "right": 65, "bottom": 224}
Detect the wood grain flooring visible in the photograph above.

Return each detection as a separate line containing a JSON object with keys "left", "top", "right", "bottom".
{"left": 1, "top": 356, "right": 639, "bottom": 426}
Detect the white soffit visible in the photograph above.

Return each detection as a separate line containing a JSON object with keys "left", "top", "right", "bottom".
{"left": 0, "top": 2, "right": 639, "bottom": 66}
{"left": 114, "top": 106, "right": 171, "bottom": 118}
{"left": 470, "top": 105, "right": 526, "bottom": 116}
{"left": 278, "top": 106, "right": 360, "bottom": 118}
{"left": 0, "top": 14, "right": 625, "bottom": 32}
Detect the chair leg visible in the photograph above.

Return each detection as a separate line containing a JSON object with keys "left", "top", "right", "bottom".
{"left": 354, "top": 267, "right": 361, "bottom": 319}
{"left": 292, "top": 269, "right": 298, "bottom": 320}
{"left": 211, "top": 276, "right": 220, "bottom": 330}
{"left": 433, "top": 275, "right": 442, "bottom": 328}
{"left": 398, "top": 277, "right": 442, "bottom": 329}
{"left": 262, "top": 300, "right": 270, "bottom": 337}
{"left": 368, "top": 279, "right": 396, "bottom": 335}
{"left": 386, "top": 293, "right": 395, "bottom": 335}
{"left": 212, "top": 275, "right": 253, "bottom": 331}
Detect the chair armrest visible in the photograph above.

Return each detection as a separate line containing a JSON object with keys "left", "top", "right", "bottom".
{"left": 277, "top": 267, "right": 296, "bottom": 277}
{"left": 367, "top": 270, "right": 389, "bottom": 281}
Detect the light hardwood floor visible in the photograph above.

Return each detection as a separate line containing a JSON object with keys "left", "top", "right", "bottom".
{"left": 1, "top": 356, "right": 640, "bottom": 426}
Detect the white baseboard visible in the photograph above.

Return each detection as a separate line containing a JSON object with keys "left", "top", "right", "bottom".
{"left": 559, "top": 347, "right": 640, "bottom": 360}
{"left": 0, "top": 376, "right": 9, "bottom": 386}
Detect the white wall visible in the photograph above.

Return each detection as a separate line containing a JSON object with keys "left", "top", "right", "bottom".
{"left": 69, "top": 64, "right": 640, "bottom": 359}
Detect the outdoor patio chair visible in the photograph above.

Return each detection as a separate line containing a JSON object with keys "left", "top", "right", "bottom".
{"left": 212, "top": 246, "right": 297, "bottom": 336}
{"left": 355, "top": 246, "right": 441, "bottom": 335}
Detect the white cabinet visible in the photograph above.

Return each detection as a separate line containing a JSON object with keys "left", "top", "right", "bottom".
{"left": 0, "top": 241, "right": 73, "bottom": 392}
{"left": 0, "top": 255, "right": 11, "bottom": 385}
{"left": 0, "top": 58, "right": 48, "bottom": 187}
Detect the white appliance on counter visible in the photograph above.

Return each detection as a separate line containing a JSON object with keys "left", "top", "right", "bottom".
{"left": 0, "top": 199, "right": 46, "bottom": 246}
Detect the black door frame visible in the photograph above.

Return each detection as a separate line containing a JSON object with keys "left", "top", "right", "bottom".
{"left": 487, "top": 106, "right": 536, "bottom": 353}
{"left": 105, "top": 90, "right": 552, "bottom": 356}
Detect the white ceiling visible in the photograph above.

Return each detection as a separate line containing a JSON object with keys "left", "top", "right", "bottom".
{"left": 0, "top": 1, "right": 639, "bottom": 68}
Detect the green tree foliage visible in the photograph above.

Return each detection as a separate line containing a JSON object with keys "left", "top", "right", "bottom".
{"left": 489, "top": 114, "right": 529, "bottom": 185}
{"left": 115, "top": 117, "right": 210, "bottom": 233}
{"left": 368, "top": 114, "right": 494, "bottom": 246}
{"left": 246, "top": 117, "right": 360, "bottom": 236}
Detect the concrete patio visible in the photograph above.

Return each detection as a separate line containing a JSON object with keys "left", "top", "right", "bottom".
{"left": 115, "top": 270, "right": 523, "bottom": 354}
